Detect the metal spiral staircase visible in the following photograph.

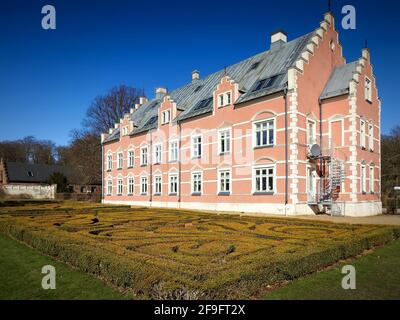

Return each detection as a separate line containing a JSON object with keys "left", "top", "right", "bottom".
{"left": 308, "top": 139, "right": 345, "bottom": 216}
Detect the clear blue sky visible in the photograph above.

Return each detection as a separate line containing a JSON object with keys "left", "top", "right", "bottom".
{"left": 0, "top": 0, "right": 398, "bottom": 146}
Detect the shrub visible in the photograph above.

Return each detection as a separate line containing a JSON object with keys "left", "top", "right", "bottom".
{"left": 0, "top": 203, "right": 399, "bottom": 299}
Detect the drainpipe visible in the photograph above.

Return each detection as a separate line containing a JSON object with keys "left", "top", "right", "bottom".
{"left": 178, "top": 119, "right": 182, "bottom": 208}
{"left": 284, "top": 88, "right": 289, "bottom": 216}
{"left": 319, "top": 98, "right": 323, "bottom": 208}
{"left": 101, "top": 142, "right": 104, "bottom": 203}
{"left": 149, "top": 130, "right": 153, "bottom": 206}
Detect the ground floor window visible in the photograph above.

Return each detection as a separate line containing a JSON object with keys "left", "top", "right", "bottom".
{"left": 169, "top": 174, "right": 178, "bottom": 195}
{"left": 254, "top": 166, "right": 274, "bottom": 193}
{"left": 117, "top": 179, "right": 123, "bottom": 195}
{"left": 154, "top": 176, "right": 162, "bottom": 195}
{"left": 107, "top": 179, "right": 112, "bottom": 195}
{"left": 218, "top": 169, "right": 231, "bottom": 194}
{"left": 141, "top": 176, "right": 148, "bottom": 195}
{"left": 192, "top": 172, "right": 202, "bottom": 194}
{"left": 128, "top": 177, "right": 134, "bottom": 195}
{"left": 361, "top": 164, "right": 367, "bottom": 194}
{"left": 369, "top": 166, "right": 374, "bottom": 193}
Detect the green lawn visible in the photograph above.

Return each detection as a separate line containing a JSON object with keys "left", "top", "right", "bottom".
{"left": 265, "top": 240, "right": 400, "bottom": 300}
{"left": 0, "top": 233, "right": 126, "bottom": 300}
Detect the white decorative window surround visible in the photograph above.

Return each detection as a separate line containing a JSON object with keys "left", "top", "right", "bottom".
{"left": 360, "top": 120, "right": 366, "bottom": 149}
{"left": 122, "top": 126, "right": 129, "bottom": 136}
{"left": 128, "top": 150, "right": 134, "bottom": 167}
{"left": 369, "top": 166, "right": 374, "bottom": 193}
{"left": 368, "top": 122, "right": 374, "bottom": 151}
{"left": 365, "top": 76, "right": 372, "bottom": 102}
{"left": 361, "top": 163, "right": 367, "bottom": 194}
{"left": 107, "top": 154, "right": 112, "bottom": 171}
{"left": 117, "top": 178, "right": 123, "bottom": 195}
{"left": 117, "top": 152, "right": 123, "bottom": 169}
{"left": 140, "top": 176, "right": 148, "bottom": 195}
{"left": 128, "top": 177, "right": 134, "bottom": 195}
{"left": 169, "top": 140, "right": 179, "bottom": 162}
{"left": 307, "top": 119, "right": 316, "bottom": 145}
{"left": 154, "top": 144, "right": 162, "bottom": 164}
{"left": 141, "top": 147, "right": 148, "bottom": 166}
{"left": 161, "top": 110, "right": 171, "bottom": 124}
{"left": 218, "top": 169, "right": 231, "bottom": 194}
{"left": 169, "top": 174, "right": 178, "bottom": 195}
{"left": 253, "top": 165, "right": 275, "bottom": 194}
{"left": 107, "top": 179, "right": 112, "bottom": 196}
{"left": 253, "top": 118, "right": 275, "bottom": 148}
{"left": 217, "top": 91, "right": 232, "bottom": 107}
{"left": 192, "top": 135, "right": 202, "bottom": 158}
{"left": 191, "top": 172, "right": 202, "bottom": 195}
{"left": 218, "top": 129, "right": 231, "bottom": 154}
{"left": 154, "top": 175, "right": 162, "bottom": 195}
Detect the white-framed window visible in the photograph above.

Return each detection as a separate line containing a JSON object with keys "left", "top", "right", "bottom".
{"left": 192, "top": 135, "right": 202, "bottom": 158}
{"left": 122, "top": 126, "right": 129, "bottom": 136}
{"left": 107, "top": 154, "right": 112, "bottom": 171}
{"left": 117, "top": 178, "right": 123, "bottom": 195}
{"left": 253, "top": 166, "right": 275, "bottom": 194}
{"left": 219, "top": 129, "right": 231, "bottom": 154}
{"left": 169, "top": 174, "right": 178, "bottom": 195}
{"left": 154, "top": 144, "right": 162, "bottom": 164}
{"left": 361, "top": 164, "right": 367, "bottom": 194}
{"left": 128, "top": 150, "right": 134, "bottom": 167}
{"left": 368, "top": 122, "right": 374, "bottom": 151}
{"left": 107, "top": 179, "right": 112, "bottom": 195}
{"left": 254, "top": 119, "right": 274, "bottom": 148}
{"left": 141, "top": 147, "right": 148, "bottom": 166}
{"left": 161, "top": 110, "right": 171, "bottom": 124}
{"left": 128, "top": 177, "right": 134, "bottom": 195}
{"left": 365, "top": 76, "right": 372, "bottom": 102}
{"left": 360, "top": 120, "right": 366, "bottom": 149}
{"left": 217, "top": 91, "right": 232, "bottom": 107}
{"left": 169, "top": 140, "right": 179, "bottom": 162}
{"left": 218, "top": 169, "right": 231, "bottom": 194}
{"left": 307, "top": 119, "right": 316, "bottom": 145}
{"left": 369, "top": 166, "right": 375, "bottom": 194}
{"left": 154, "top": 175, "right": 162, "bottom": 195}
{"left": 140, "top": 176, "right": 148, "bottom": 195}
{"left": 191, "top": 172, "right": 202, "bottom": 194}
{"left": 117, "top": 152, "right": 123, "bottom": 169}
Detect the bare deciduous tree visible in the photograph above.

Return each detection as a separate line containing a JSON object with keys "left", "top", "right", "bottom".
{"left": 0, "top": 136, "right": 57, "bottom": 164}
{"left": 82, "top": 85, "right": 145, "bottom": 135}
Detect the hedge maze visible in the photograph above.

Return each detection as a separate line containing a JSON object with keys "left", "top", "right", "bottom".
{"left": 0, "top": 202, "right": 399, "bottom": 299}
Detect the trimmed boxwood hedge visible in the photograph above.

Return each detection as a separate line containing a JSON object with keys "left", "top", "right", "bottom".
{"left": 0, "top": 203, "right": 399, "bottom": 299}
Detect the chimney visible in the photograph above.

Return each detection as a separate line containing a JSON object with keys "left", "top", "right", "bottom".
{"left": 155, "top": 87, "right": 167, "bottom": 99}
{"left": 270, "top": 30, "right": 287, "bottom": 51}
{"left": 139, "top": 96, "right": 148, "bottom": 105}
{"left": 192, "top": 70, "right": 200, "bottom": 82}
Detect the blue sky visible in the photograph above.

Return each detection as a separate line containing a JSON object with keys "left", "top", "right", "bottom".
{"left": 0, "top": 0, "right": 398, "bottom": 146}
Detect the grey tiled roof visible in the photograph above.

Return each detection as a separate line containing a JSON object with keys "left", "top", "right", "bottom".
{"left": 103, "top": 31, "right": 316, "bottom": 143}
{"left": 320, "top": 62, "right": 358, "bottom": 100}
{"left": 4, "top": 161, "right": 73, "bottom": 183}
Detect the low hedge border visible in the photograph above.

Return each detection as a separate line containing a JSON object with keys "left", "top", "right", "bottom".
{"left": 0, "top": 221, "right": 399, "bottom": 299}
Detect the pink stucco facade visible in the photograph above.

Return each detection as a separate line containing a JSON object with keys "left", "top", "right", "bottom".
{"left": 101, "top": 13, "right": 382, "bottom": 217}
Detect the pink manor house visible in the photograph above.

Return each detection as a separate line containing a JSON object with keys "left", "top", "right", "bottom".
{"left": 101, "top": 12, "right": 382, "bottom": 217}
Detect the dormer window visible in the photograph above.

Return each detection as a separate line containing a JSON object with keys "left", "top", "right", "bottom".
{"left": 121, "top": 126, "right": 129, "bottom": 136}
{"left": 27, "top": 171, "right": 34, "bottom": 177}
{"left": 217, "top": 92, "right": 232, "bottom": 107}
{"left": 161, "top": 110, "right": 171, "bottom": 124}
